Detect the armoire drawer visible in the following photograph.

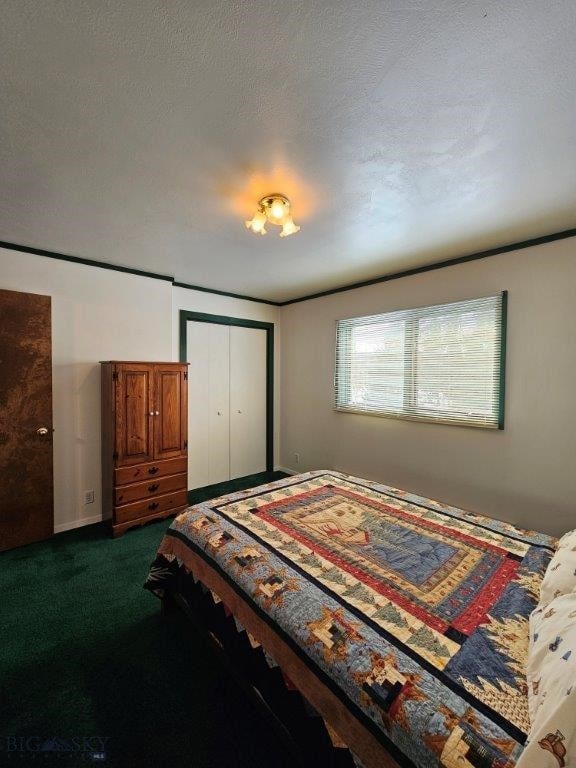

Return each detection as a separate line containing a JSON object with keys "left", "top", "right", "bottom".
{"left": 114, "top": 457, "right": 187, "bottom": 486}
{"left": 114, "top": 490, "right": 188, "bottom": 525}
{"left": 115, "top": 472, "right": 187, "bottom": 506}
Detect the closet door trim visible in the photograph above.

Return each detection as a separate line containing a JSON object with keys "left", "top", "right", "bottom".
{"left": 179, "top": 311, "right": 274, "bottom": 472}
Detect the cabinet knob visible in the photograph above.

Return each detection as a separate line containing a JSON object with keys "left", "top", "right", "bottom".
{"left": 149, "top": 412, "right": 154, "bottom": 416}
{"left": 148, "top": 502, "right": 159, "bottom": 511}
{"left": 155, "top": 411, "right": 160, "bottom": 416}
{"left": 237, "top": 410, "right": 242, "bottom": 414}
{"left": 217, "top": 411, "right": 222, "bottom": 416}
{"left": 148, "top": 467, "right": 159, "bottom": 475}
{"left": 148, "top": 483, "right": 159, "bottom": 492}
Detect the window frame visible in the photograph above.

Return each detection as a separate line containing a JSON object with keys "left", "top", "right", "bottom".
{"left": 334, "top": 292, "right": 507, "bottom": 430}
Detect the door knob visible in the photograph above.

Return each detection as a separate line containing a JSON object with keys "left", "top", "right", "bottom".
{"left": 36, "top": 427, "right": 50, "bottom": 436}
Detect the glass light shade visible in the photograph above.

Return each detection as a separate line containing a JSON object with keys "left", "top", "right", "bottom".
{"left": 245, "top": 209, "right": 267, "bottom": 235}
{"left": 245, "top": 195, "right": 300, "bottom": 237}
{"left": 279, "top": 217, "right": 301, "bottom": 237}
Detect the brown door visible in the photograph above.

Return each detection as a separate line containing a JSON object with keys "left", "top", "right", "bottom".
{"left": 154, "top": 365, "right": 187, "bottom": 460}
{"left": 115, "top": 364, "right": 155, "bottom": 466}
{"left": 0, "top": 288, "right": 54, "bottom": 551}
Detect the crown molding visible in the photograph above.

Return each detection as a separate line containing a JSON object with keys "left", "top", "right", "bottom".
{"left": 172, "top": 281, "right": 282, "bottom": 306}
{"left": 0, "top": 239, "right": 174, "bottom": 282}
{"left": 2, "top": 226, "right": 575, "bottom": 308}
{"left": 277, "top": 227, "right": 576, "bottom": 306}
{"left": 0, "top": 240, "right": 280, "bottom": 305}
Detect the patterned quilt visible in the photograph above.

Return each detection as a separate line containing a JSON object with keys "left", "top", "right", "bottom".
{"left": 145, "top": 471, "right": 557, "bottom": 768}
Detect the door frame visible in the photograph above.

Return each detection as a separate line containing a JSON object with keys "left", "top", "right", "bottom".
{"left": 179, "top": 311, "right": 274, "bottom": 472}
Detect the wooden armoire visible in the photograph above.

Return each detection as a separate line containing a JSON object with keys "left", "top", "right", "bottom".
{"left": 101, "top": 361, "right": 189, "bottom": 536}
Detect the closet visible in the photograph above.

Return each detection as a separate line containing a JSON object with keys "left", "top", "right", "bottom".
{"left": 186, "top": 322, "right": 267, "bottom": 489}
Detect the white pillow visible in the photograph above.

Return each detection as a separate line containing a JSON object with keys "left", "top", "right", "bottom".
{"left": 557, "top": 529, "right": 576, "bottom": 550}
{"left": 518, "top": 591, "right": 576, "bottom": 767}
{"left": 539, "top": 530, "right": 576, "bottom": 605}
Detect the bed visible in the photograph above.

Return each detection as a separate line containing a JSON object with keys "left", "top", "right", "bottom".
{"left": 144, "top": 470, "right": 556, "bottom": 768}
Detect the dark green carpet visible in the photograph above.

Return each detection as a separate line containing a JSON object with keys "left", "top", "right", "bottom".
{"left": 0, "top": 473, "right": 293, "bottom": 767}
{"left": 187, "top": 471, "right": 288, "bottom": 506}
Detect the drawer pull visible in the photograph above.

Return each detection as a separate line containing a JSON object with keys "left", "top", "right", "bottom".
{"left": 148, "top": 483, "right": 159, "bottom": 492}
{"left": 148, "top": 502, "right": 159, "bottom": 511}
{"left": 148, "top": 467, "right": 159, "bottom": 475}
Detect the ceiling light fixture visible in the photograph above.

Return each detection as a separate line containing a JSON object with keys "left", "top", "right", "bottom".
{"left": 245, "top": 194, "right": 300, "bottom": 238}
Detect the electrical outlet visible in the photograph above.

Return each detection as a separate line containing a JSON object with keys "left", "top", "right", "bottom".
{"left": 84, "top": 489, "right": 95, "bottom": 505}
{"left": 293, "top": 452, "right": 300, "bottom": 465}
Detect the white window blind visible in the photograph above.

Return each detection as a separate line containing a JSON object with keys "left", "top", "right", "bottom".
{"left": 335, "top": 293, "right": 506, "bottom": 429}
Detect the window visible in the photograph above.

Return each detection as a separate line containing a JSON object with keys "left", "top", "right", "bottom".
{"left": 335, "top": 293, "right": 506, "bottom": 429}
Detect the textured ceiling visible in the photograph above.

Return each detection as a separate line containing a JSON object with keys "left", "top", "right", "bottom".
{"left": 1, "top": 1, "right": 575, "bottom": 301}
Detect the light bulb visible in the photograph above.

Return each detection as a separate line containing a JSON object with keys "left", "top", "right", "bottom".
{"left": 245, "top": 209, "right": 267, "bottom": 235}
{"left": 279, "top": 217, "right": 300, "bottom": 238}
{"left": 267, "top": 198, "right": 287, "bottom": 224}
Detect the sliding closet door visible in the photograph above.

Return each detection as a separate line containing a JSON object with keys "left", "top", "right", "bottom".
{"left": 229, "top": 326, "right": 267, "bottom": 479}
{"left": 187, "top": 322, "right": 230, "bottom": 488}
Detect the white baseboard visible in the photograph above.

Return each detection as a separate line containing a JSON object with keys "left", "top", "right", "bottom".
{"left": 54, "top": 513, "right": 103, "bottom": 534}
{"left": 55, "top": 471, "right": 297, "bottom": 532}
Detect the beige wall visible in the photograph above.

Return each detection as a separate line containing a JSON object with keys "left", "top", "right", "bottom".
{"left": 279, "top": 237, "right": 576, "bottom": 536}
{"left": 0, "top": 247, "right": 173, "bottom": 532}
{"left": 2, "top": 235, "right": 574, "bottom": 538}
{"left": 0, "top": 252, "right": 282, "bottom": 533}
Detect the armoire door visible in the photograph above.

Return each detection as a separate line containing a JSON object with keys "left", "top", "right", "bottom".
{"left": 0, "top": 288, "right": 54, "bottom": 551}
{"left": 229, "top": 326, "right": 267, "bottom": 479}
{"left": 115, "top": 363, "right": 154, "bottom": 466}
{"left": 187, "top": 322, "right": 230, "bottom": 488}
{"left": 154, "top": 365, "right": 187, "bottom": 460}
